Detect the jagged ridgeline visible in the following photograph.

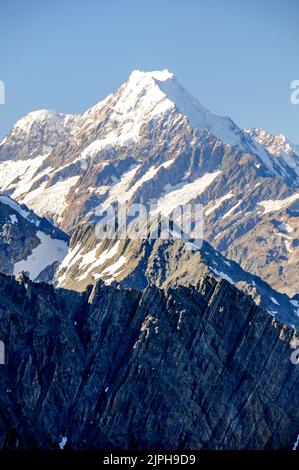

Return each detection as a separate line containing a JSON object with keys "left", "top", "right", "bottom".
{"left": 0, "top": 272, "right": 299, "bottom": 450}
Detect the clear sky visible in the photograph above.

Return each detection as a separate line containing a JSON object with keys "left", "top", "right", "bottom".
{"left": 0, "top": 0, "right": 298, "bottom": 142}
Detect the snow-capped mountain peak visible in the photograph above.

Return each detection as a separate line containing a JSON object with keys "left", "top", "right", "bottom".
{"left": 12, "top": 109, "right": 74, "bottom": 134}
{"left": 244, "top": 127, "right": 299, "bottom": 182}
{"left": 244, "top": 127, "right": 299, "bottom": 158}
{"left": 0, "top": 69, "right": 298, "bottom": 298}
{"left": 112, "top": 69, "right": 245, "bottom": 147}
{"left": 128, "top": 68, "right": 174, "bottom": 82}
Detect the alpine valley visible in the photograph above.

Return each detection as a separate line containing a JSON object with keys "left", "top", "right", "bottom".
{"left": 0, "top": 70, "right": 299, "bottom": 450}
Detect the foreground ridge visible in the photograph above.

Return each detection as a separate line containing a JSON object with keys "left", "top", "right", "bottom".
{"left": 0, "top": 272, "right": 298, "bottom": 450}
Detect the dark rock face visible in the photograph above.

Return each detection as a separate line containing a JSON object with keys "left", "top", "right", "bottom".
{"left": 56, "top": 230, "right": 299, "bottom": 330}
{"left": 0, "top": 272, "right": 299, "bottom": 450}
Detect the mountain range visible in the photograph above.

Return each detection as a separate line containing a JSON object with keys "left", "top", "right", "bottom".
{"left": 0, "top": 70, "right": 298, "bottom": 296}
{"left": 0, "top": 69, "right": 299, "bottom": 450}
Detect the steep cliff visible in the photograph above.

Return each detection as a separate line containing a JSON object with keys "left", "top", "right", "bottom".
{"left": 0, "top": 272, "right": 298, "bottom": 450}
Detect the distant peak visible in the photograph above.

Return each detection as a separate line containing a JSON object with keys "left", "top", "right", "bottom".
{"left": 12, "top": 109, "right": 73, "bottom": 134}
{"left": 102, "top": 68, "right": 245, "bottom": 149}
{"left": 18, "top": 109, "right": 60, "bottom": 122}
{"left": 244, "top": 127, "right": 299, "bottom": 157}
{"left": 129, "top": 69, "right": 174, "bottom": 82}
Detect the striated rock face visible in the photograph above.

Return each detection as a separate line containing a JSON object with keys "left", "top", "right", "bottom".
{"left": 0, "top": 272, "right": 299, "bottom": 450}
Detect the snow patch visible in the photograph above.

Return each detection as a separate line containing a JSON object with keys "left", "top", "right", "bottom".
{"left": 152, "top": 170, "right": 221, "bottom": 216}
{"left": 205, "top": 193, "right": 234, "bottom": 216}
{"left": 59, "top": 436, "right": 67, "bottom": 450}
{"left": 293, "top": 433, "right": 299, "bottom": 451}
{"left": 258, "top": 194, "right": 299, "bottom": 214}
{"left": 0, "top": 154, "right": 48, "bottom": 194}
{"left": 0, "top": 195, "right": 30, "bottom": 219}
{"left": 270, "top": 297, "right": 280, "bottom": 306}
{"left": 102, "top": 255, "right": 126, "bottom": 276}
{"left": 13, "top": 231, "right": 68, "bottom": 281}
{"left": 21, "top": 176, "right": 80, "bottom": 221}
{"left": 223, "top": 200, "right": 242, "bottom": 219}
{"left": 210, "top": 267, "right": 234, "bottom": 285}
{"left": 9, "top": 214, "right": 18, "bottom": 225}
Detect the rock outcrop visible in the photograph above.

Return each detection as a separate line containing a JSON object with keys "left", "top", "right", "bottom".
{"left": 55, "top": 227, "right": 299, "bottom": 330}
{"left": 0, "top": 272, "right": 299, "bottom": 450}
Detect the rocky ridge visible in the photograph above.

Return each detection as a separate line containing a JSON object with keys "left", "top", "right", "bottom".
{"left": 0, "top": 272, "right": 299, "bottom": 449}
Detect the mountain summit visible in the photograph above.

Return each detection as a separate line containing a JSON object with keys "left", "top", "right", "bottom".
{"left": 108, "top": 69, "right": 246, "bottom": 147}
{"left": 0, "top": 70, "right": 298, "bottom": 295}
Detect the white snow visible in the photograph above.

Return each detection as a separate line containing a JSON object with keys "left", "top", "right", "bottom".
{"left": 86, "top": 69, "right": 251, "bottom": 151}
{"left": 13, "top": 231, "right": 68, "bottom": 280}
{"left": 13, "top": 109, "right": 73, "bottom": 134}
{"left": 274, "top": 232, "right": 292, "bottom": 241}
{"left": 75, "top": 242, "right": 121, "bottom": 281}
{"left": 258, "top": 194, "right": 299, "bottom": 214}
{"left": 9, "top": 214, "right": 18, "bottom": 225}
{"left": 267, "top": 309, "right": 277, "bottom": 317}
{"left": 223, "top": 200, "right": 242, "bottom": 219}
{"left": 91, "top": 70, "right": 174, "bottom": 149}
{"left": 58, "top": 436, "right": 67, "bottom": 450}
{"left": 12, "top": 163, "right": 52, "bottom": 200}
{"left": 80, "top": 133, "right": 126, "bottom": 157}
{"left": 284, "top": 239, "right": 294, "bottom": 253}
{"left": 78, "top": 247, "right": 98, "bottom": 270}
{"left": 158, "top": 76, "right": 244, "bottom": 146}
{"left": 293, "top": 433, "right": 299, "bottom": 451}
{"left": 59, "top": 240, "right": 124, "bottom": 284}
{"left": 152, "top": 170, "right": 221, "bottom": 216}
{"left": 0, "top": 154, "right": 48, "bottom": 194}
{"left": 127, "top": 160, "right": 175, "bottom": 197}
{"left": 245, "top": 128, "right": 299, "bottom": 180}
{"left": 274, "top": 232, "right": 293, "bottom": 242}
{"left": 205, "top": 193, "right": 234, "bottom": 216}
{"left": 56, "top": 243, "right": 83, "bottom": 286}
{"left": 222, "top": 259, "right": 231, "bottom": 267}
{"left": 101, "top": 255, "right": 126, "bottom": 276}
{"left": 21, "top": 176, "right": 80, "bottom": 221}
{"left": 101, "top": 160, "right": 175, "bottom": 210}
{"left": 58, "top": 243, "right": 83, "bottom": 272}
{"left": 103, "top": 166, "right": 140, "bottom": 208}
{"left": 270, "top": 297, "right": 280, "bottom": 306}
{"left": 93, "top": 273, "right": 103, "bottom": 280}
{"left": 0, "top": 195, "right": 30, "bottom": 218}
{"left": 99, "top": 240, "right": 121, "bottom": 261}
{"left": 210, "top": 267, "right": 234, "bottom": 285}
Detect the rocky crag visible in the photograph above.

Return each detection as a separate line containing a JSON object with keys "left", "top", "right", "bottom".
{"left": 0, "top": 272, "right": 299, "bottom": 450}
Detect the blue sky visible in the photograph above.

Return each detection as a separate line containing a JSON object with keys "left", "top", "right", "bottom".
{"left": 0, "top": 0, "right": 298, "bottom": 142}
